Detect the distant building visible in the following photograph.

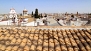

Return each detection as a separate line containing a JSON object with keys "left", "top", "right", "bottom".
{"left": 0, "top": 16, "right": 4, "bottom": 21}
{"left": 65, "top": 12, "right": 68, "bottom": 16}
{"left": 23, "top": 9, "right": 28, "bottom": 16}
{"left": 9, "top": 8, "right": 18, "bottom": 23}
{"left": 9, "top": 8, "right": 17, "bottom": 19}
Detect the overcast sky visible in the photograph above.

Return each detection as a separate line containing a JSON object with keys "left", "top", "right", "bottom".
{"left": 0, "top": 0, "right": 91, "bottom": 14}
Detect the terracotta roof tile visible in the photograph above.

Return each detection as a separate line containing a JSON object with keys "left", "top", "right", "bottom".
{"left": 0, "top": 27, "right": 91, "bottom": 51}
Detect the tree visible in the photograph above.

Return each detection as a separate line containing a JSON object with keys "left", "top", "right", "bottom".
{"left": 31, "top": 11, "right": 33, "bottom": 17}
{"left": 34, "top": 8, "right": 39, "bottom": 18}
{"left": 71, "top": 15, "right": 74, "bottom": 18}
{"left": 65, "top": 12, "right": 67, "bottom": 15}
{"left": 40, "top": 13, "right": 43, "bottom": 18}
{"left": 44, "top": 14, "right": 47, "bottom": 17}
{"left": 38, "top": 14, "right": 41, "bottom": 19}
{"left": 77, "top": 12, "right": 78, "bottom": 15}
{"left": 20, "top": 13, "right": 22, "bottom": 16}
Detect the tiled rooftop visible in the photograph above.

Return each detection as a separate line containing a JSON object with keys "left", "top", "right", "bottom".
{"left": 0, "top": 26, "right": 91, "bottom": 51}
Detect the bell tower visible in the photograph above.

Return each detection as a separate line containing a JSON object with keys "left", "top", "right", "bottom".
{"left": 23, "top": 9, "right": 28, "bottom": 16}
{"left": 9, "top": 8, "right": 17, "bottom": 18}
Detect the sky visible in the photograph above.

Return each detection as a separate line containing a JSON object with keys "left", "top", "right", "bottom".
{"left": 0, "top": 0, "right": 91, "bottom": 14}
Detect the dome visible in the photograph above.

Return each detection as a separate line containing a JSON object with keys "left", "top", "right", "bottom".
{"left": 23, "top": 9, "right": 28, "bottom": 12}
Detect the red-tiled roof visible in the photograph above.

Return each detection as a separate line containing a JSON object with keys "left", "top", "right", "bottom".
{"left": 0, "top": 27, "right": 91, "bottom": 51}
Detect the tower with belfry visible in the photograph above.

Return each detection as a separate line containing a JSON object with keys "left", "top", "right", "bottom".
{"left": 23, "top": 9, "right": 28, "bottom": 16}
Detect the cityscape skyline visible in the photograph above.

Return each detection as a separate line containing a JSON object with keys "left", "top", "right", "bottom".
{"left": 0, "top": 0, "right": 91, "bottom": 14}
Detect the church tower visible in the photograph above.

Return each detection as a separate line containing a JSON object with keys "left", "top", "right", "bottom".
{"left": 9, "top": 8, "right": 17, "bottom": 18}
{"left": 23, "top": 9, "right": 28, "bottom": 16}
{"left": 9, "top": 8, "right": 18, "bottom": 23}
